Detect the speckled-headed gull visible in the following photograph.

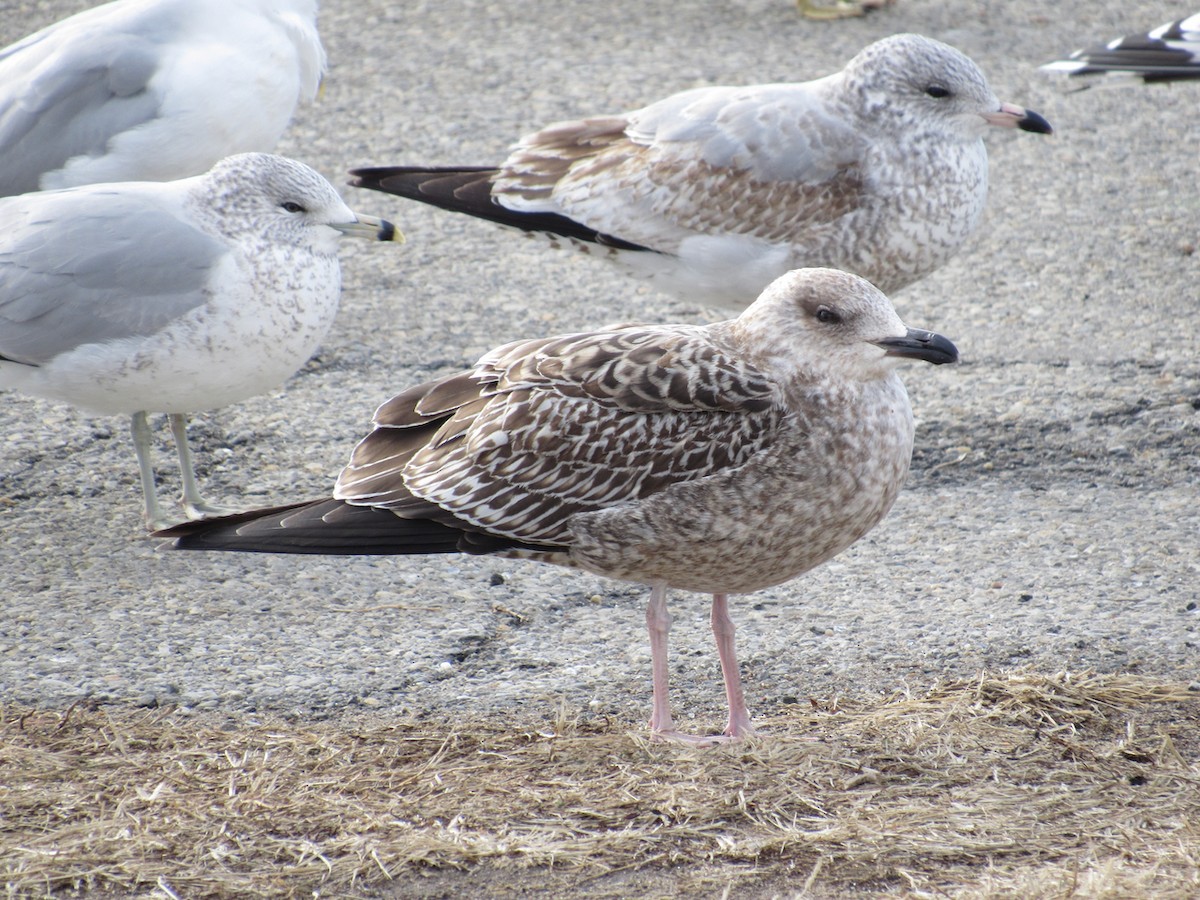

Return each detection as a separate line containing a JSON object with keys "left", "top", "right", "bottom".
{"left": 157, "top": 267, "right": 957, "bottom": 745}
{"left": 1041, "top": 14, "right": 1200, "bottom": 84}
{"left": 0, "top": 153, "right": 400, "bottom": 529}
{"left": 351, "top": 34, "right": 1051, "bottom": 309}
{"left": 0, "top": 0, "right": 325, "bottom": 196}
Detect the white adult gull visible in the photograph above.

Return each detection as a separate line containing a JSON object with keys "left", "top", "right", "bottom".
{"left": 157, "top": 267, "right": 958, "bottom": 745}
{"left": 351, "top": 33, "right": 1051, "bottom": 310}
{"left": 0, "top": 0, "right": 325, "bottom": 196}
{"left": 1041, "top": 14, "right": 1200, "bottom": 84}
{"left": 0, "top": 153, "right": 401, "bottom": 529}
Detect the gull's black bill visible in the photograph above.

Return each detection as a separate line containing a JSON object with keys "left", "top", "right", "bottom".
{"left": 874, "top": 328, "right": 959, "bottom": 365}
{"left": 1017, "top": 108, "right": 1054, "bottom": 134}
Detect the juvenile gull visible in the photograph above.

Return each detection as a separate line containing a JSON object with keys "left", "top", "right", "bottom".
{"left": 0, "top": 0, "right": 325, "bottom": 196}
{"left": 157, "top": 268, "right": 958, "bottom": 744}
{"left": 351, "top": 34, "right": 1051, "bottom": 309}
{"left": 1041, "top": 14, "right": 1200, "bottom": 84}
{"left": 0, "top": 153, "right": 400, "bottom": 529}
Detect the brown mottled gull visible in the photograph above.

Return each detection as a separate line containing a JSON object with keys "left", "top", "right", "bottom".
{"left": 0, "top": 154, "right": 400, "bottom": 530}
{"left": 1040, "top": 14, "right": 1200, "bottom": 84}
{"left": 156, "top": 267, "right": 958, "bottom": 744}
{"left": 350, "top": 33, "right": 1051, "bottom": 309}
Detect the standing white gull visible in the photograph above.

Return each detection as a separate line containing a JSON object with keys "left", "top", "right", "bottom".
{"left": 0, "top": 153, "right": 400, "bottom": 529}
{"left": 1040, "top": 14, "right": 1200, "bottom": 84}
{"left": 0, "top": 0, "right": 325, "bottom": 196}
{"left": 351, "top": 34, "right": 1051, "bottom": 309}
{"left": 156, "top": 267, "right": 958, "bottom": 744}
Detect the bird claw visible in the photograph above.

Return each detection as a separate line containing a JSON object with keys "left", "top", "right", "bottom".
{"left": 649, "top": 723, "right": 757, "bottom": 748}
{"left": 145, "top": 513, "right": 184, "bottom": 533}
{"left": 182, "top": 499, "right": 238, "bottom": 521}
{"left": 650, "top": 730, "right": 737, "bottom": 748}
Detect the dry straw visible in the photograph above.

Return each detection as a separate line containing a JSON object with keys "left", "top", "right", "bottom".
{"left": 2, "top": 670, "right": 1197, "bottom": 898}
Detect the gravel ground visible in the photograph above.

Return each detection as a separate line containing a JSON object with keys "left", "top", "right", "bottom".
{"left": 1, "top": 0, "right": 1197, "bottom": 736}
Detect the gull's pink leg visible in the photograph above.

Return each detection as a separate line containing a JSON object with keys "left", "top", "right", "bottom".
{"left": 711, "top": 593, "right": 756, "bottom": 738}
{"left": 645, "top": 584, "right": 676, "bottom": 735}
{"left": 645, "top": 587, "right": 747, "bottom": 746}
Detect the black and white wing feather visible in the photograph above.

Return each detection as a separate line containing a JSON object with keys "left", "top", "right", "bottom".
{"left": 1041, "top": 14, "right": 1200, "bottom": 83}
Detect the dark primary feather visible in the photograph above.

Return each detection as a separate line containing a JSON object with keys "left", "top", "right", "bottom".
{"left": 157, "top": 497, "right": 564, "bottom": 556}
{"left": 347, "top": 166, "right": 653, "bottom": 252}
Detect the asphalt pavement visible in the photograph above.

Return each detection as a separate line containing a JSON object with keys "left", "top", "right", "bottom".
{"left": 1, "top": 0, "right": 1196, "bottom": 730}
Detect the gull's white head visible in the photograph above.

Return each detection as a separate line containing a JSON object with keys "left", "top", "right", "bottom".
{"left": 193, "top": 153, "right": 399, "bottom": 251}
{"left": 839, "top": 34, "right": 1052, "bottom": 142}
{"left": 732, "top": 267, "right": 958, "bottom": 383}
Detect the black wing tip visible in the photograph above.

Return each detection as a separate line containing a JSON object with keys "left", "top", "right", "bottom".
{"left": 152, "top": 498, "right": 568, "bottom": 558}
{"left": 345, "top": 165, "right": 656, "bottom": 254}
{"left": 151, "top": 499, "right": 335, "bottom": 552}
{"left": 347, "top": 165, "right": 499, "bottom": 188}
{"left": 1047, "top": 22, "right": 1200, "bottom": 82}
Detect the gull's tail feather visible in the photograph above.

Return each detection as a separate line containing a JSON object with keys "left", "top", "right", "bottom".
{"left": 156, "top": 497, "right": 567, "bottom": 557}
{"left": 348, "top": 165, "right": 651, "bottom": 251}
{"left": 156, "top": 498, "right": 473, "bottom": 555}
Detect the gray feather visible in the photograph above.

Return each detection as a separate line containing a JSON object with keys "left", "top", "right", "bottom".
{"left": 0, "top": 188, "right": 225, "bottom": 365}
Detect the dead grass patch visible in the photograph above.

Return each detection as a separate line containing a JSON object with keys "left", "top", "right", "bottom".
{"left": 2, "top": 671, "right": 1197, "bottom": 898}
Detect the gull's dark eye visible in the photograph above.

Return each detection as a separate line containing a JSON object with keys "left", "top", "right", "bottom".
{"left": 925, "top": 85, "right": 951, "bottom": 99}
{"left": 281, "top": 201, "right": 306, "bottom": 213}
{"left": 816, "top": 306, "right": 842, "bottom": 325}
